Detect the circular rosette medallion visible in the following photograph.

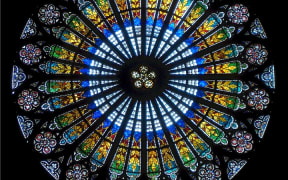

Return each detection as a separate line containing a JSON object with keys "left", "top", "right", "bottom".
{"left": 12, "top": 0, "right": 275, "bottom": 179}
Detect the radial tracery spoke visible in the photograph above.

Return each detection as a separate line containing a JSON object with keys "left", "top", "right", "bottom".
{"left": 85, "top": 96, "right": 132, "bottom": 168}
{"left": 149, "top": 0, "right": 181, "bottom": 57}
{"left": 169, "top": 74, "right": 239, "bottom": 81}
{"left": 108, "top": 0, "right": 137, "bottom": 57}
{"left": 64, "top": 94, "right": 129, "bottom": 162}
{"left": 154, "top": 0, "right": 198, "bottom": 59}
{"left": 75, "top": 3, "right": 128, "bottom": 61}
{"left": 103, "top": 99, "right": 137, "bottom": 168}
{"left": 158, "top": 7, "right": 213, "bottom": 61}
{"left": 60, "top": 26, "right": 124, "bottom": 65}
{"left": 158, "top": 93, "right": 220, "bottom": 163}
{"left": 88, "top": 0, "right": 133, "bottom": 59}
{"left": 167, "top": 85, "right": 237, "bottom": 116}
{"left": 150, "top": 99, "right": 184, "bottom": 170}
{"left": 49, "top": 40, "right": 122, "bottom": 69}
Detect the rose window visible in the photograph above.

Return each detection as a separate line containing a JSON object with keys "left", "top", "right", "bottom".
{"left": 10, "top": 0, "right": 275, "bottom": 179}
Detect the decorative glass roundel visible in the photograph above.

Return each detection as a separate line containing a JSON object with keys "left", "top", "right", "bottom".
{"left": 12, "top": 0, "right": 275, "bottom": 179}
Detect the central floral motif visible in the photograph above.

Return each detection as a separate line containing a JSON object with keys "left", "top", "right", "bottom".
{"left": 131, "top": 66, "right": 156, "bottom": 89}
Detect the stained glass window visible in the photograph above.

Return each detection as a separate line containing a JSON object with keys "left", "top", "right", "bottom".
{"left": 9, "top": 0, "right": 276, "bottom": 179}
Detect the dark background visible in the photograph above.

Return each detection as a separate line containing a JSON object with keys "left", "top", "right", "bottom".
{"left": 1, "top": 0, "right": 285, "bottom": 179}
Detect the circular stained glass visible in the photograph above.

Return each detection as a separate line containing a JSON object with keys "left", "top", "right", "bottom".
{"left": 11, "top": 0, "right": 275, "bottom": 179}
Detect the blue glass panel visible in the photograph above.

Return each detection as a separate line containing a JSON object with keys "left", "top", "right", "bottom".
{"left": 146, "top": 16, "right": 153, "bottom": 25}
{"left": 156, "top": 19, "right": 163, "bottom": 27}
{"left": 168, "top": 23, "right": 175, "bottom": 31}
{"left": 196, "top": 90, "right": 205, "bottom": 98}
{"left": 112, "top": 24, "right": 120, "bottom": 32}
{"left": 185, "top": 37, "right": 194, "bottom": 46}
{"left": 134, "top": 131, "right": 141, "bottom": 142}
{"left": 95, "top": 39, "right": 103, "bottom": 46}
{"left": 185, "top": 110, "right": 195, "bottom": 118}
{"left": 176, "top": 119, "right": 185, "bottom": 128}
{"left": 80, "top": 68, "right": 89, "bottom": 74}
{"left": 175, "top": 29, "right": 183, "bottom": 37}
{"left": 83, "top": 90, "right": 91, "bottom": 97}
{"left": 124, "top": 19, "right": 131, "bottom": 27}
{"left": 83, "top": 58, "right": 92, "bottom": 65}
{"left": 192, "top": 102, "right": 201, "bottom": 109}
{"left": 147, "top": 131, "right": 154, "bottom": 142}
{"left": 191, "top": 46, "right": 200, "bottom": 54}
{"left": 198, "top": 80, "right": 208, "bottom": 87}
{"left": 198, "top": 68, "right": 208, "bottom": 74}
{"left": 124, "top": 129, "right": 132, "bottom": 139}
{"left": 88, "top": 102, "right": 97, "bottom": 109}
{"left": 196, "top": 58, "right": 205, "bottom": 65}
{"left": 112, "top": 124, "right": 120, "bottom": 134}
{"left": 93, "top": 110, "right": 102, "bottom": 118}
{"left": 81, "top": 80, "right": 89, "bottom": 87}
{"left": 156, "top": 129, "right": 164, "bottom": 140}
{"left": 104, "top": 29, "right": 112, "bottom": 37}
{"left": 167, "top": 125, "right": 176, "bottom": 134}
{"left": 134, "top": 17, "right": 141, "bottom": 26}
{"left": 103, "top": 119, "right": 112, "bottom": 128}
{"left": 88, "top": 47, "right": 97, "bottom": 54}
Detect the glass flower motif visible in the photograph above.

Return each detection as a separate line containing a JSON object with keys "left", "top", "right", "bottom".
{"left": 11, "top": 0, "right": 275, "bottom": 179}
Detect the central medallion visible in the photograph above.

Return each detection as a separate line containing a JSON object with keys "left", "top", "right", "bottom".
{"left": 118, "top": 56, "right": 169, "bottom": 101}
{"left": 131, "top": 66, "right": 156, "bottom": 89}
